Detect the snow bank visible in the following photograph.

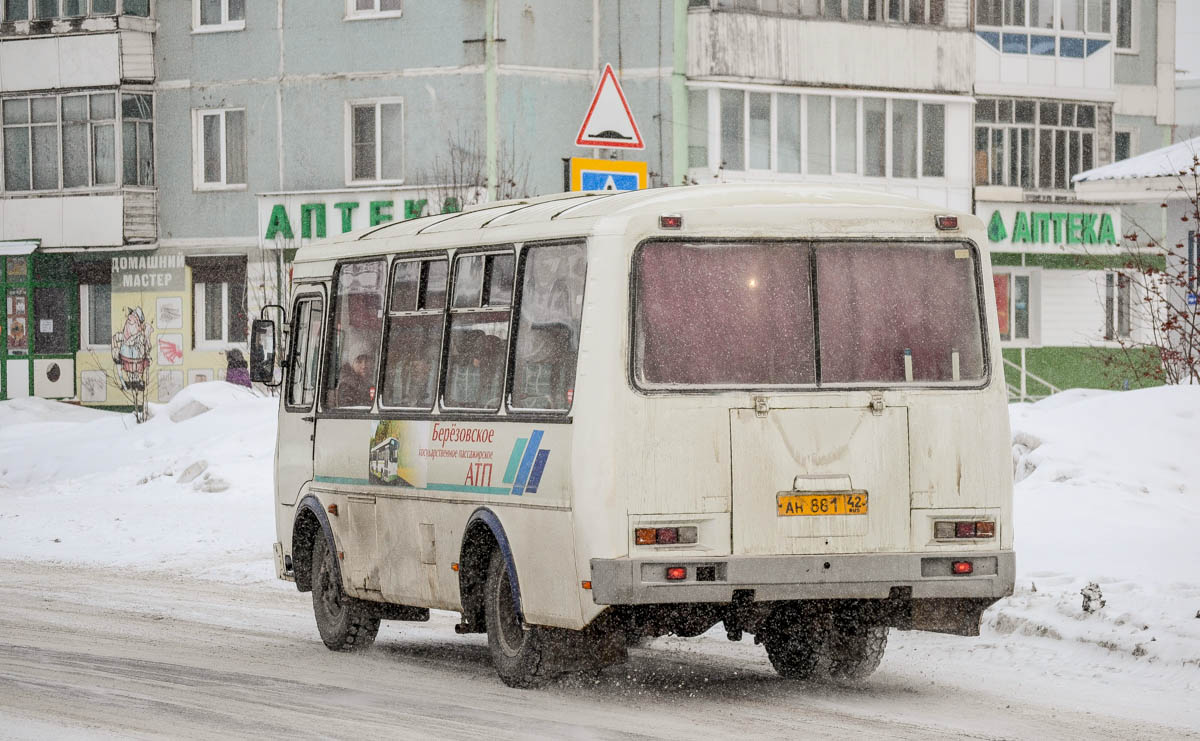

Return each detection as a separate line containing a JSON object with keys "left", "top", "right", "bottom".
{"left": 0, "top": 383, "right": 278, "bottom": 581}
{"left": 995, "top": 385, "right": 1200, "bottom": 672}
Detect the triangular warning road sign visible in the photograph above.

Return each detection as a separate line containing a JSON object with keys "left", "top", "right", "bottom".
{"left": 575, "top": 63, "right": 644, "bottom": 150}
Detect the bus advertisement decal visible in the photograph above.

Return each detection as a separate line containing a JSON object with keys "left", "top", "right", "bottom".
{"left": 367, "top": 420, "right": 556, "bottom": 497}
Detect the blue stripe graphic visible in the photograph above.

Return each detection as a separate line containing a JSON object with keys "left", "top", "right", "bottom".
{"left": 511, "top": 429, "right": 544, "bottom": 495}
{"left": 502, "top": 438, "right": 528, "bottom": 484}
{"left": 525, "top": 449, "right": 551, "bottom": 493}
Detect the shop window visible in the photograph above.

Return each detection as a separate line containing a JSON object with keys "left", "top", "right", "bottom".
{"left": 993, "top": 270, "right": 1037, "bottom": 343}
{"left": 835, "top": 97, "right": 857, "bottom": 175}
{"left": 922, "top": 103, "right": 945, "bottom": 177}
{"left": 510, "top": 242, "right": 587, "bottom": 412}
{"left": 1104, "top": 272, "right": 1131, "bottom": 340}
{"left": 346, "top": 0, "right": 402, "bottom": 18}
{"left": 193, "top": 108, "right": 246, "bottom": 190}
{"left": 194, "top": 0, "right": 245, "bottom": 31}
{"left": 5, "top": 284, "right": 28, "bottom": 356}
{"left": 80, "top": 282, "right": 112, "bottom": 349}
{"left": 323, "top": 260, "right": 385, "bottom": 410}
{"left": 191, "top": 258, "right": 247, "bottom": 350}
{"left": 807, "top": 95, "right": 831, "bottom": 175}
{"left": 380, "top": 258, "right": 447, "bottom": 409}
{"left": 863, "top": 98, "right": 886, "bottom": 176}
{"left": 719, "top": 89, "right": 744, "bottom": 171}
{"left": 347, "top": 99, "right": 403, "bottom": 184}
{"left": 777, "top": 94, "right": 802, "bottom": 174}
{"left": 892, "top": 99, "right": 918, "bottom": 178}
{"left": 443, "top": 250, "right": 514, "bottom": 411}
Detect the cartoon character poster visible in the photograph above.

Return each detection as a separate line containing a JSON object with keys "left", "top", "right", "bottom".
{"left": 111, "top": 306, "right": 153, "bottom": 390}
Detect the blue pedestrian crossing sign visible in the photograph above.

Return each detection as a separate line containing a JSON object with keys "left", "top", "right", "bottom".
{"left": 569, "top": 157, "right": 647, "bottom": 192}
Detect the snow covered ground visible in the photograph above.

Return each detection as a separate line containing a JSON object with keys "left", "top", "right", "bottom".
{"left": 1, "top": 382, "right": 1198, "bottom": 733}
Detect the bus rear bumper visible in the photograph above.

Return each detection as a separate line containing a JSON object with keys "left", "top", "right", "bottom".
{"left": 589, "top": 551, "right": 1015, "bottom": 605}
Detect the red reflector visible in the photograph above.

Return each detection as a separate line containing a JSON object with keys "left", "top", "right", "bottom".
{"left": 952, "top": 561, "right": 973, "bottom": 575}
{"left": 659, "top": 214, "right": 683, "bottom": 229}
{"left": 656, "top": 527, "right": 679, "bottom": 544}
{"left": 955, "top": 521, "right": 976, "bottom": 538}
{"left": 935, "top": 215, "right": 959, "bottom": 230}
{"left": 665, "top": 567, "right": 687, "bottom": 581}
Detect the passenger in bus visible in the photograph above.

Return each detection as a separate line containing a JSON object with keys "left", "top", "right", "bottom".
{"left": 338, "top": 353, "right": 375, "bottom": 407}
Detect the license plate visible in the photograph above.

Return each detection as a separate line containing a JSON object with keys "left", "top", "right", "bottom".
{"left": 776, "top": 491, "right": 868, "bottom": 517}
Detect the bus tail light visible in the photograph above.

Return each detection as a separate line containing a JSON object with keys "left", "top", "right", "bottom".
{"left": 634, "top": 526, "right": 699, "bottom": 545}
{"left": 659, "top": 214, "right": 683, "bottom": 229}
{"left": 935, "top": 520, "right": 996, "bottom": 539}
{"left": 952, "top": 561, "right": 973, "bottom": 575}
{"left": 665, "top": 567, "right": 687, "bottom": 581}
{"left": 935, "top": 215, "right": 959, "bottom": 230}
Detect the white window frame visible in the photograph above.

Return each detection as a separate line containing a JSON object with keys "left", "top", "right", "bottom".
{"left": 1113, "top": 127, "right": 1137, "bottom": 162}
{"left": 1114, "top": 0, "right": 1137, "bottom": 54}
{"left": 194, "top": 281, "right": 238, "bottom": 350}
{"left": 192, "top": 0, "right": 245, "bottom": 33}
{"left": 344, "top": 97, "right": 405, "bottom": 186}
{"left": 344, "top": 0, "right": 403, "bottom": 21}
{"left": 1103, "top": 270, "right": 1133, "bottom": 341}
{"left": 79, "top": 282, "right": 112, "bottom": 350}
{"left": 994, "top": 267, "right": 1042, "bottom": 347}
{"left": 191, "top": 108, "right": 247, "bottom": 191}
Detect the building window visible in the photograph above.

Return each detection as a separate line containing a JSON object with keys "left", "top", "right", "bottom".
{"left": 3, "top": 93, "right": 122, "bottom": 192}
{"left": 1114, "top": 129, "right": 1132, "bottom": 161}
{"left": 708, "top": 0, "right": 944, "bottom": 23}
{"left": 193, "top": 109, "right": 246, "bottom": 190}
{"left": 699, "top": 88, "right": 946, "bottom": 180}
{"left": 191, "top": 258, "right": 248, "bottom": 350}
{"left": 688, "top": 88, "right": 709, "bottom": 169}
{"left": 1115, "top": 0, "right": 1134, "bottom": 50}
{"left": 3, "top": 0, "right": 146, "bottom": 19}
{"left": 975, "top": 97, "right": 1095, "bottom": 190}
{"left": 993, "top": 270, "right": 1037, "bottom": 343}
{"left": 80, "top": 281, "right": 112, "bottom": 349}
{"left": 1104, "top": 272, "right": 1131, "bottom": 340}
{"left": 193, "top": 0, "right": 245, "bottom": 31}
{"left": 347, "top": 99, "right": 403, "bottom": 184}
{"left": 120, "top": 94, "right": 153, "bottom": 186}
{"left": 346, "top": 0, "right": 402, "bottom": 19}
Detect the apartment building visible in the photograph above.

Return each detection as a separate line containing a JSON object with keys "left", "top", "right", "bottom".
{"left": 972, "top": 0, "right": 1176, "bottom": 391}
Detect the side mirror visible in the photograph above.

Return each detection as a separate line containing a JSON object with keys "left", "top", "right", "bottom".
{"left": 250, "top": 319, "right": 281, "bottom": 386}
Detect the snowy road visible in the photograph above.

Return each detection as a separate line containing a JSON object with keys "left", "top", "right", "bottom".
{"left": 0, "top": 561, "right": 1194, "bottom": 740}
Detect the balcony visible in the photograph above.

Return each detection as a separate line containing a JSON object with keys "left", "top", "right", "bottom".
{"left": 0, "top": 188, "right": 156, "bottom": 248}
{"left": 688, "top": 10, "right": 973, "bottom": 94}
{"left": 0, "top": 21, "right": 153, "bottom": 92}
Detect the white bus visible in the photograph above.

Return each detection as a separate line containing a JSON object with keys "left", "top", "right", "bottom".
{"left": 252, "top": 184, "right": 1015, "bottom": 688}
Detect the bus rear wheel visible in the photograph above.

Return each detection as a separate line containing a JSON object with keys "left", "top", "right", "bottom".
{"left": 827, "top": 620, "right": 888, "bottom": 682}
{"left": 311, "top": 534, "right": 380, "bottom": 651}
{"left": 484, "top": 549, "right": 553, "bottom": 688}
{"left": 762, "top": 610, "right": 830, "bottom": 680}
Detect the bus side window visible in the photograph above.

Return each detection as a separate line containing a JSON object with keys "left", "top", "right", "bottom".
{"left": 322, "top": 259, "right": 386, "bottom": 410}
{"left": 286, "top": 296, "right": 324, "bottom": 409}
{"left": 443, "top": 250, "right": 514, "bottom": 410}
{"left": 380, "top": 257, "right": 447, "bottom": 409}
{"left": 510, "top": 241, "right": 587, "bottom": 412}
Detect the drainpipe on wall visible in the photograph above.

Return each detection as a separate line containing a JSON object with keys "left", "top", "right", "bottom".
{"left": 486, "top": 0, "right": 498, "bottom": 202}
{"left": 671, "top": 0, "right": 688, "bottom": 186}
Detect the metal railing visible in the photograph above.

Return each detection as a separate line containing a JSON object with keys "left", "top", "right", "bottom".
{"left": 1004, "top": 356, "right": 1062, "bottom": 402}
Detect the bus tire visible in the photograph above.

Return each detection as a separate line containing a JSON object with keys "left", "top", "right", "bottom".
{"left": 485, "top": 549, "right": 552, "bottom": 688}
{"left": 827, "top": 622, "right": 888, "bottom": 682}
{"left": 762, "top": 617, "right": 830, "bottom": 681}
{"left": 311, "top": 534, "right": 380, "bottom": 652}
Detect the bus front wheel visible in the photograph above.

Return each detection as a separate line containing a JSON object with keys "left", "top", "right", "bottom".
{"left": 311, "top": 534, "right": 380, "bottom": 651}
{"left": 484, "top": 549, "right": 553, "bottom": 688}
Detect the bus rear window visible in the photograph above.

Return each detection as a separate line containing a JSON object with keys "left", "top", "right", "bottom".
{"left": 635, "top": 243, "right": 816, "bottom": 386}
{"left": 816, "top": 243, "right": 985, "bottom": 384}
{"left": 633, "top": 240, "right": 986, "bottom": 389}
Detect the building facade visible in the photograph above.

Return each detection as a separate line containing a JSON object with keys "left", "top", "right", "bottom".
{"left": 972, "top": 0, "right": 1176, "bottom": 392}
{"left": 0, "top": 0, "right": 1181, "bottom": 405}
